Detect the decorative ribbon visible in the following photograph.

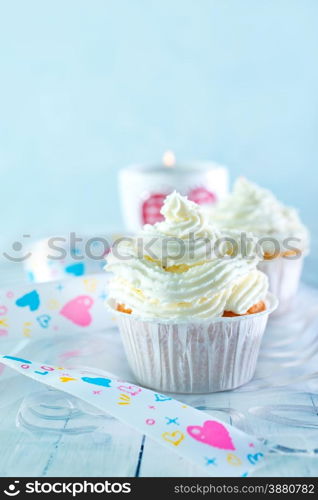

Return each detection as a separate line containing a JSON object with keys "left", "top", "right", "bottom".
{"left": 0, "top": 273, "right": 111, "bottom": 339}
{"left": 0, "top": 354, "right": 267, "bottom": 477}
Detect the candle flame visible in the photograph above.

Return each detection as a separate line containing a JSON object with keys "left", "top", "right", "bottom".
{"left": 162, "top": 150, "right": 176, "bottom": 168}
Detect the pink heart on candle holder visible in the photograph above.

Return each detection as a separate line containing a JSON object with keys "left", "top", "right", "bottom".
{"left": 188, "top": 187, "right": 217, "bottom": 205}
{"left": 60, "top": 296, "right": 93, "bottom": 327}
{"left": 142, "top": 193, "right": 166, "bottom": 225}
{"left": 187, "top": 420, "right": 235, "bottom": 450}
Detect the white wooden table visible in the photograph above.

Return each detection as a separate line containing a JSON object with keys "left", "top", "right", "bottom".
{"left": 0, "top": 264, "right": 317, "bottom": 477}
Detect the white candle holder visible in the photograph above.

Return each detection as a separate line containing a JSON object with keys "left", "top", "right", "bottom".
{"left": 119, "top": 154, "right": 229, "bottom": 231}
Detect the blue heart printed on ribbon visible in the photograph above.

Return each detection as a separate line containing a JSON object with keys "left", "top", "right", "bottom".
{"left": 247, "top": 453, "right": 264, "bottom": 465}
{"left": 81, "top": 376, "right": 112, "bottom": 388}
{"left": 155, "top": 393, "right": 172, "bottom": 402}
{"left": 36, "top": 314, "right": 51, "bottom": 328}
{"left": 65, "top": 263, "right": 85, "bottom": 276}
{"left": 15, "top": 290, "right": 40, "bottom": 311}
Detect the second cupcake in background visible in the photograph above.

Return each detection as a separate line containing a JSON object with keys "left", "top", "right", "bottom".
{"left": 210, "top": 178, "right": 310, "bottom": 315}
{"left": 106, "top": 191, "right": 277, "bottom": 393}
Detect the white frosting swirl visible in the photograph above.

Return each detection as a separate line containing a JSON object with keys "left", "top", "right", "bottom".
{"left": 106, "top": 192, "right": 268, "bottom": 320}
{"left": 156, "top": 191, "right": 208, "bottom": 238}
{"left": 210, "top": 178, "right": 310, "bottom": 253}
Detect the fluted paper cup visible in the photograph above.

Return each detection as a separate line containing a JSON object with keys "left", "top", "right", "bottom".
{"left": 258, "top": 257, "right": 303, "bottom": 316}
{"left": 108, "top": 293, "right": 278, "bottom": 394}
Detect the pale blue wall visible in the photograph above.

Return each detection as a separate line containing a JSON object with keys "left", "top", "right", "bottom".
{"left": 0, "top": 0, "right": 317, "bottom": 282}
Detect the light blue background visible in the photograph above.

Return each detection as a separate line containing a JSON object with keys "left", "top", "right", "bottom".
{"left": 0, "top": 0, "right": 317, "bottom": 283}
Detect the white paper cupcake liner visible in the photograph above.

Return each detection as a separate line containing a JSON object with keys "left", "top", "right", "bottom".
{"left": 258, "top": 256, "right": 303, "bottom": 316}
{"left": 109, "top": 294, "right": 278, "bottom": 394}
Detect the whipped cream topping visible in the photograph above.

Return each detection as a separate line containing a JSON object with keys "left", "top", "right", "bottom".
{"left": 140, "top": 191, "right": 222, "bottom": 267}
{"left": 106, "top": 191, "right": 268, "bottom": 320}
{"left": 210, "top": 178, "right": 309, "bottom": 253}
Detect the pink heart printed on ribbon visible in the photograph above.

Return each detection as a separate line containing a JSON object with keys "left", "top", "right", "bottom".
{"left": 187, "top": 420, "right": 235, "bottom": 450}
{"left": 60, "top": 295, "right": 93, "bottom": 327}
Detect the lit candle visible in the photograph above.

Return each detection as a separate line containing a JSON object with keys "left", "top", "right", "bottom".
{"left": 119, "top": 152, "right": 229, "bottom": 231}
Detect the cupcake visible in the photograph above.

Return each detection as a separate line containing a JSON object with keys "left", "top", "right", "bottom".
{"left": 210, "top": 178, "right": 309, "bottom": 315}
{"left": 106, "top": 191, "right": 277, "bottom": 393}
